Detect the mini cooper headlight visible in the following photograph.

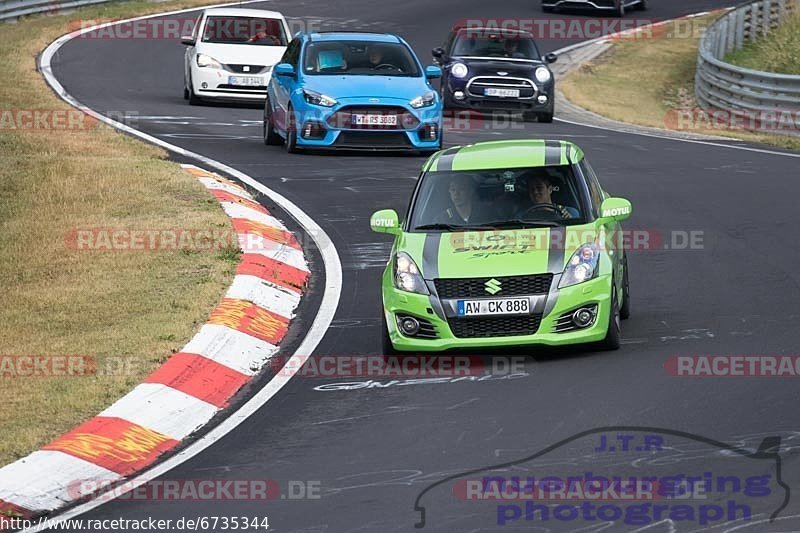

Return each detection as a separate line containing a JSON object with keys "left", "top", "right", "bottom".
{"left": 410, "top": 91, "right": 436, "bottom": 109}
{"left": 393, "top": 252, "right": 429, "bottom": 295}
{"left": 535, "top": 66, "right": 552, "bottom": 83}
{"left": 451, "top": 62, "right": 468, "bottom": 79}
{"left": 303, "top": 89, "right": 337, "bottom": 107}
{"left": 559, "top": 243, "right": 600, "bottom": 288}
{"left": 196, "top": 53, "right": 223, "bottom": 69}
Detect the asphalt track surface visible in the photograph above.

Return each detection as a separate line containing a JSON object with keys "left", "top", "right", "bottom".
{"left": 47, "top": 0, "right": 800, "bottom": 531}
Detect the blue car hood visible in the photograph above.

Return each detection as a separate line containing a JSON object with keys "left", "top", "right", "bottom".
{"left": 302, "top": 75, "right": 430, "bottom": 100}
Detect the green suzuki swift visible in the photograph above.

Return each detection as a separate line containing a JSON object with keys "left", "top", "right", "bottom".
{"left": 371, "top": 140, "right": 632, "bottom": 352}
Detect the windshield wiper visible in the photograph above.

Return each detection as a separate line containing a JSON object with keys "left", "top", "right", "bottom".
{"left": 477, "top": 219, "right": 562, "bottom": 228}
{"left": 414, "top": 223, "right": 489, "bottom": 232}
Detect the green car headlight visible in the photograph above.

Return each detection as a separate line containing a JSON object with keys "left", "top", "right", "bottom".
{"left": 393, "top": 252, "right": 429, "bottom": 295}
{"left": 559, "top": 243, "right": 600, "bottom": 288}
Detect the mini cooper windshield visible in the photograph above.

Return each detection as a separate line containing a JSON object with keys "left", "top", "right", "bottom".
{"left": 452, "top": 30, "right": 541, "bottom": 60}
{"left": 202, "top": 16, "right": 288, "bottom": 46}
{"left": 410, "top": 166, "right": 586, "bottom": 231}
{"left": 303, "top": 41, "right": 421, "bottom": 76}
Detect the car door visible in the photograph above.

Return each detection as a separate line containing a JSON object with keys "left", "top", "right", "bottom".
{"left": 272, "top": 37, "right": 301, "bottom": 131}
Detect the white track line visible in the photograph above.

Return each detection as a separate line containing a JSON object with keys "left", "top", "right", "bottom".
{"left": 28, "top": 1, "right": 342, "bottom": 528}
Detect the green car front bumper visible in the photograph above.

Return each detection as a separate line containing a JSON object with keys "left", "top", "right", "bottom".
{"left": 383, "top": 272, "right": 613, "bottom": 352}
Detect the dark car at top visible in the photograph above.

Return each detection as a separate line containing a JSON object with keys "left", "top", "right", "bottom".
{"left": 433, "top": 27, "right": 557, "bottom": 123}
{"left": 541, "top": 0, "right": 648, "bottom": 17}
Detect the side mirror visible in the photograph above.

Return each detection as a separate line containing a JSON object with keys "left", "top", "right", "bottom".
{"left": 599, "top": 197, "right": 632, "bottom": 223}
{"left": 544, "top": 52, "right": 558, "bottom": 64}
{"left": 180, "top": 35, "right": 196, "bottom": 46}
{"left": 370, "top": 209, "right": 401, "bottom": 235}
{"left": 425, "top": 65, "right": 442, "bottom": 79}
{"left": 274, "top": 63, "right": 296, "bottom": 77}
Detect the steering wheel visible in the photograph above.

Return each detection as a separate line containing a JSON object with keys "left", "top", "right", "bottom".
{"left": 374, "top": 63, "right": 400, "bottom": 71}
{"left": 518, "top": 203, "right": 564, "bottom": 220}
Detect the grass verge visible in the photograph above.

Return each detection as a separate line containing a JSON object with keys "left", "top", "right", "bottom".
{"left": 560, "top": 13, "right": 800, "bottom": 151}
{"left": 0, "top": 0, "right": 243, "bottom": 465}
{"left": 725, "top": 10, "right": 800, "bottom": 75}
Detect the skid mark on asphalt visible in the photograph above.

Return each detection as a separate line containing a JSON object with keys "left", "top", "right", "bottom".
{"left": 344, "top": 242, "right": 393, "bottom": 270}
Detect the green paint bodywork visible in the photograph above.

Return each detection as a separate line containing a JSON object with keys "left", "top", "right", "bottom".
{"left": 379, "top": 140, "right": 627, "bottom": 351}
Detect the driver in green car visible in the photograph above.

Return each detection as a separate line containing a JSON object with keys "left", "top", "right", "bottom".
{"left": 517, "top": 173, "right": 580, "bottom": 220}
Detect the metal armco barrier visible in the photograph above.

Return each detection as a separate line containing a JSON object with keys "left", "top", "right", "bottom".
{"left": 696, "top": 0, "right": 800, "bottom": 133}
{"left": 0, "top": 0, "right": 114, "bottom": 21}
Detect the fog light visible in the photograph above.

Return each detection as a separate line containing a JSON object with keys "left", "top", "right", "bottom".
{"left": 538, "top": 95, "right": 548, "bottom": 104}
{"left": 572, "top": 308, "right": 595, "bottom": 328}
{"left": 301, "top": 122, "right": 326, "bottom": 139}
{"left": 454, "top": 91, "right": 465, "bottom": 101}
{"left": 400, "top": 317, "right": 420, "bottom": 336}
{"left": 420, "top": 124, "right": 438, "bottom": 141}
{"left": 201, "top": 82, "right": 208, "bottom": 89}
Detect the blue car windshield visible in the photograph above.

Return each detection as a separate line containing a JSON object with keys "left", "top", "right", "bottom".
{"left": 303, "top": 41, "right": 421, "bottom": 76}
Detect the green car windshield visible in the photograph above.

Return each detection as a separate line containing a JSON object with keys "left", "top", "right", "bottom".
{"left": 409, "top": 166, "right": 586, "bottom": 231}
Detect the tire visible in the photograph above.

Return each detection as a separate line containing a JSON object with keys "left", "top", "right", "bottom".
{"left": 522, "top": 111, "right": 538, "bottom": 122}
{"left": 187, "top": 74, "right": 202, "bottom": 106}
{"left": 637, "top": 0, "right": 648, "bottom": 10}
{"left": 537, "top": 112, "right": 554, "bottom": 123}
{"left": 183, "top": 80, "right": 189, "bottom": 100}
{"left": 381, "top": 309, "right": 397, "bottom": 355}
{"left": 263, "top": 97, "right": 283, "bottom": 146}
{"left": 542, "top": 5, "right": 555, "bottom": 12}
{"left": 615, "top": 0, "right": 626, "bottom": 17}
{"left": 285, "top": 105, "right": 299, "bottom": 154}
{"left": 599, "top": 284, "right": 621, "bottom": 350}
{"left": 620, "top": 255, "right": 631, "bottom": 320}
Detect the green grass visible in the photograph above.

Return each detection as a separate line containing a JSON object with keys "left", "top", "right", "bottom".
{"left": 725, "top": 11, "right": 800, "bottom": 74}
{"left": 0, "top": 0, "right": 239, "bottom": 465}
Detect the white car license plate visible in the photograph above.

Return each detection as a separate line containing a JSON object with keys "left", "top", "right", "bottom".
{"left": 352, "top": 114, "right": 398, "bottom": 126}
{"left": 228, "top": 75, "right": 264, "bottom": 86}
{"left": 457, "top": 297, "right": 530, "bottom": 317}
{"left": 485, "top": 87, "right": 520, "bottom": 98}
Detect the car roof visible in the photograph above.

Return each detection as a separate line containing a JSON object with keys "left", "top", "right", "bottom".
{"left": 203, "top": 8, "right": 286, "bottom": 19}
{"left": 307, "top": 32, "right": 402, "bottom": 43}
{"left": 423, "top": 140, "right": 585, "bottom": 172}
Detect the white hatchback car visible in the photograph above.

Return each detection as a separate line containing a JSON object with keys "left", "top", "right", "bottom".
{"left": 182, "top": 8, "right": 291, "bottom": 104}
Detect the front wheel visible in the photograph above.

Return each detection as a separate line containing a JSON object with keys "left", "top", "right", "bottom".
{"left": 598, "top": 285, "right": 621, "bottom": 350}
{"left": 381, "top": 310, "right": 397, "bottom": 355}
{"left": 620, "top": 255, "right": 631, "bottom": 320}
{"left": 615, "top": 0, "right": 626, "bottom": 17}
{"left": 285, "top": 105, "right": 299, "bottom": 154}
{"left": 187, "top": 74, "right": 202, "bottom": 106}
{"left": 263, "top": 97, "right": 283, "bottom": 146}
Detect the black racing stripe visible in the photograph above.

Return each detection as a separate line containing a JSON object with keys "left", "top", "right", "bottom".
{"left": 422, "top": 232, "right": 441, "bottom": 279}
{"left": 547, "top": 227, "right": 566, "bottom": 274}
{"left": 544, "top": 140, "right": 562, "bottom": 167}
{"left": 435, "top": 146, "right": 461, "bottom": 172}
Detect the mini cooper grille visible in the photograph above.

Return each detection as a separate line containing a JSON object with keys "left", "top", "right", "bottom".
{"left": 447, "top": 314, "right": 543, "bottom": 338}
{"left": 434, "top": 274, "right": 553, "bottom": 299}
{"left": 467, "top": 77, "right": 536, "bottom": 98}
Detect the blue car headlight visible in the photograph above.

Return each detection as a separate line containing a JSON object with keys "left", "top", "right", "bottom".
{"left": 559, "top": 243, "right": 601, "bottom": 288}
{"left": 410, "top": 91, "right": 437, "bottom": 109}
{"left": 303, "top": 89, "right": 337, "bottom": 107}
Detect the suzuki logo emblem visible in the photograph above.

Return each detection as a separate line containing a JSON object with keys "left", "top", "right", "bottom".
{"left": 485, "top": 279, "right": 502, "bottom": 295}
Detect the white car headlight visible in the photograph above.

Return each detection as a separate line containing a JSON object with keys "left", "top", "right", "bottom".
{"left": 196, "top": 53, "right": 223, "bottom": 69}
{"left": 393, "top": 252, "right": 429, "bottom": 295}
{"left": 535, "top": 67, "right": 552, "bottom": 83}
{"left": 559, "top": 243, "right": 600, "bottom": 288}
{"left": 303, "top": 89, "right": 337, "bottom": 107}
{"left": 410, "top": 91, "right": 436, "bottom": 109}
{"left": 451, "top": 62, "right": 468, "bottom": 79}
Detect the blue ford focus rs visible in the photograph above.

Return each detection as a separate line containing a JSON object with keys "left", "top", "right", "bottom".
{"left": 263, "top": 32, "right": 444, "bottom": 154}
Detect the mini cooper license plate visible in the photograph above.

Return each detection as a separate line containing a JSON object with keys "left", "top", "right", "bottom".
{"left": 484, "top": 87, "right": 520, "bottom": 98}
{"left": 457, "top": 297, "right": 530, "bottom": 317}
{"left": 352, "top": 114, "right": 398, "bottom": 126}
{"left": 228, "top": 75, "right": 264, "bottom": 86}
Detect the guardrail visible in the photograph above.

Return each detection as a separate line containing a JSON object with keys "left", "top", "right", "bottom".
{"left": 695, "top": 0, "right": 800, "bottom": 132}
{"left": 0, "top": 0, "right": 114, "bottom": 21}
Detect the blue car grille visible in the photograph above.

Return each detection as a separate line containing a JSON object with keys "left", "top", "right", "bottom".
{"left": 327, "top": 106, "right": 420, "bottom": 130}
